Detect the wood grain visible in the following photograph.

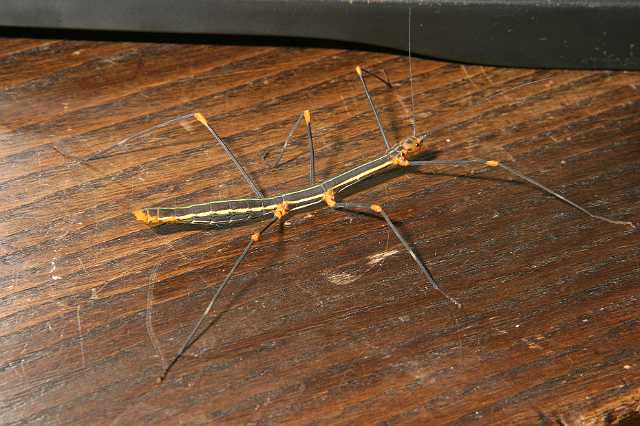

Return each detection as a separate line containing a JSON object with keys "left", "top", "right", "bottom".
{"left": 0, "top": 35, "right": 639, "bottom": 425}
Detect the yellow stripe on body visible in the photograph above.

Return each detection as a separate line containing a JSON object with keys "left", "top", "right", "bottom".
{"left": 175, "top": 204, "right": 278, "bottom": 221}
{"left": 133, "top": 158, "right": 395, "bottom": 225}
{"left": 330, "top": 160, "right": 394, "bottom": 191}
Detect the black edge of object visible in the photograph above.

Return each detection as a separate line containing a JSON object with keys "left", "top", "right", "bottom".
{"left": 0, "top": 0, "right": 638, "bottom": 70}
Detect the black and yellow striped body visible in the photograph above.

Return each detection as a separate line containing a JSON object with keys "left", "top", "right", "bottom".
{"left": 134, "top": 144, "right": 405, "bottom": 226}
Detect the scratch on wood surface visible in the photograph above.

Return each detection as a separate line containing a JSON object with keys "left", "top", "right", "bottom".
{"left": 461, "top": 65, "right": 481, "bottom": 91}
{"left": 324, "top": 249, "right": 398, "bottom": 286}
{"left": 77, "top": 257, "right": 87, "bottom": 274}
{"left": 367, "top": 249, "right": 399, "bottom": 266}
{"left": 325, "top": 271, "right": 360, "bottom": 286}
{"left": 339, "top": 94, "right": 352, "bottom": 115}
{"left": 486, "top": 77, "right": 553, "bottom": 103}
{"left": 521, "top": 337, "right": 544, "bottom": 351}
{"left": 75, "top": 305, "right": 86, "bottom": 369}
{"left": 49, "top": 259, "right": 62, "bottom": 281}
{"left": 479, "top": 66, "right": 494, "bottom": 84}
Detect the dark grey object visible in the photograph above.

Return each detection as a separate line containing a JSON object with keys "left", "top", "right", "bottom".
{"left": 0, "top": 0, "right": 638, "bottom": 70}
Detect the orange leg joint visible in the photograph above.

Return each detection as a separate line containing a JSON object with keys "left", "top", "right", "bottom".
{"left": 273, "top": 201, "right": 289, "bottom": 219}
{"left": 322, "top": 190, "right": 336, "bottom": 208}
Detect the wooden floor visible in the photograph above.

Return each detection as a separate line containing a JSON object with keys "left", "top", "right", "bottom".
{"left": 1, "top": 35, "right": 639, "bottom": 425}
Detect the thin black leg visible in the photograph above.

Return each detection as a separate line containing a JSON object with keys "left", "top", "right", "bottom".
{"left": 270, "top": 110, "right": 316, "bottom": 185}
{"left": 85, "top": 113, "right": 195, "bottom": 161}
{"left": 270, "top": 112, "right": 304, "bottom": 168}
{"left": 409, "top": 159, "right": 635, "bottom": 228}
{"left": 356, "top": 65, "right": 392, "bottom": 151}
{"left": 330, "top": 199, "right": 461, "bottom": 308}
{"left": 159, "top": 216, "right": 279, "bottom": 381}
{"left": 194, "top": 113, "right": 264, "bottom": 198}
{"left": 304, "top": 110, "right": 315, "bottom": 185}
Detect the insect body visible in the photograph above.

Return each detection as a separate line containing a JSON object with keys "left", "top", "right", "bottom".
{"left": 133, "top": 135, "right": 408, "bottom": 226}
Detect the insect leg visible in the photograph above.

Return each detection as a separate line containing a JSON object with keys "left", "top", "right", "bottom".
{"left": 270, "top": 112, "right": 303, "bottom": 168}
{"left": 159, "top": 216, "right": 279, "bottom": 381}
{"left": 270, "top": 110, "right": 316, "bottom": 185}
{"left": 50, "top": 113, "right": 197, "bottom": 165}
{"left": 356, "top": 65, "right": 393, "bottom": 150}
{"left": 359, "top": 67, "right": 394, "bottom": 88}
{"left": 324, "top": 193, "right": 461, "bottom": 307}
{"left": 84, "top": 113, "right": 196, "bottom": 161}
{"left": 194, "top": 113, "right": 264, "bottom": 198}
{"left": 61, "top": 112, "right": 265, "bottom": 197}
{"left": 408, "top": 159, "right": 635, "bottom": 228}
{"left": 305, "top": 110, "right": 315, "bottom": 185}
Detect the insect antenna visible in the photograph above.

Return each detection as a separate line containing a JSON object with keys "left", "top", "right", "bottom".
{"left": 408, "top": 7, "right": 417, "bottom": 137}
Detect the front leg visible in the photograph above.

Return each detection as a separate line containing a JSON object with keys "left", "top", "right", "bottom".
{"left": 406, "top": 159, "right": 635, "bottom": 229}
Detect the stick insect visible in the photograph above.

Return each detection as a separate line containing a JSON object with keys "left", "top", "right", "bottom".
{"left": 76, "top": 23, "right": 633, "bottom": 381}
{"left": 118, "top": 59, "right": 634, "bottom": 381}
